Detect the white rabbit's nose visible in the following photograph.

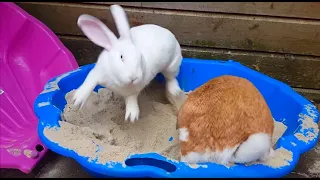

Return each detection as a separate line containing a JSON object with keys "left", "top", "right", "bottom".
{"left": 130, "top": 75, "right": 138, "bottom": 82}
{"left": 129, "top": 75, "right": 139, "bottom": 85}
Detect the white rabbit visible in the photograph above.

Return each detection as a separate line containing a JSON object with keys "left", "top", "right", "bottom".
{"left": 72, "top": 4, "right": 184, "bottom": 123}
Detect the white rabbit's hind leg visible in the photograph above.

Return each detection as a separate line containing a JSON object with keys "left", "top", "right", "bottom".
{"left": 165, "top": 78, "right": 182, "bottom": 97}
{"left": 162, "top": 55, "right": 185, "bottom": 110}
{"left": 162, "top": 53, "right": 183, "bottom": 95}
{"left": 163, "top": 69, "right": 183, "bottom": 100}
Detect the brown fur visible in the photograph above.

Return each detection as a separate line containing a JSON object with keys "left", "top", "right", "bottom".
{"left": 178, "top": 75, "right": 274, "bottom": 156}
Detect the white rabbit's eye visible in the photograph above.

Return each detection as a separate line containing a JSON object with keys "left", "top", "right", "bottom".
{"left": 120, "top": 55, "right": 123, "bottom": 61}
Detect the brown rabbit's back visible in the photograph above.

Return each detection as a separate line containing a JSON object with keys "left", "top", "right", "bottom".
{"left": 178, "top": 75, "right": 274, "bottom": 156}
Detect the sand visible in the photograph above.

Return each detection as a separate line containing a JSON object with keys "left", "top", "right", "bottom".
{"left": 44, "top": 83, "right": 180, "bottom": 165}
{"left": 294, "top": 104, "right": 319, "bottom": 143}
{"left": 252, "top": 147, "right": 293, "bottom": 168}
{"left": 43, "top": 82, "right": 292, "bottom": 168}
{"left": 41, "top": 69, "right": 80, "bottom": 94}
{"left": 272, "top": 119, "right": 288, "bottom": 146}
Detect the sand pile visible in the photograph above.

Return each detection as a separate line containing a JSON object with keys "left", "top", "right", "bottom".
{"left": 43, "top": 83, "right": 292, "bottom": 168}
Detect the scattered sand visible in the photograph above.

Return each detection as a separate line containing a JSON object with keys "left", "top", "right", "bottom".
{"left": 38, "top": 102, "right": 50, "bottom": 107}
{"left": 41, "top": 69, "right": 80, "bottom": 94}
{"left": 306, "top": 104, "right": 320, "bottom": 177}
{"left": 43, "top": 83, "right": 291, "bottom": 168}
{"left": 188, "top": 164, "right": 208, "bottom": 169}
{"left": 252, "top": 147, "right": 293, "bottom": 168}
{"left": 294, "top": 104, "right": 319, "bottom": 143}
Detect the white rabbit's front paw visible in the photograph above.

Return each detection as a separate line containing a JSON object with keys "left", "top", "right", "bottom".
{"left": 72, "top": 88, "right": 87, "bottom": 109}
{"left": 125, "top": 104, "right": 140, "bottom": 123}
{"left": 71, "top": 70, "right": 99, "bottom": 110}
{"left": 124, "top": 95, "right": 140, "bottom": 123}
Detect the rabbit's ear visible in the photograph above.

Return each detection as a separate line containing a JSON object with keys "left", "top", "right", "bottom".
{"left": 110, "top": 5, "right": 131, "bottom": 40}
{"left": 77, "top": 14, "right": 117, "bottom": 51}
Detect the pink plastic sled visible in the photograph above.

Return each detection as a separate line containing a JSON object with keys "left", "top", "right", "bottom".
{"left": 0, "top": 2, "right": 78, "bottom": 173}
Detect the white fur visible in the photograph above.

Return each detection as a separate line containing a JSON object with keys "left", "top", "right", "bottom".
{"left": 179, "top": 128, "right": 189, "bottom": 142}
{"left": 124, "top": 95, "right": 139, "bottom": 122}
{"left": 72, "top": 5, "right": 183, "bottom": 122}
{"left": 231, "top": 133, "right": 272, "bottom": 163}
{"left": 181, "top": 133, "right": 273, "bottom": 165}
{"left": 181, "top": 147, "right": 239, "bottom": 165}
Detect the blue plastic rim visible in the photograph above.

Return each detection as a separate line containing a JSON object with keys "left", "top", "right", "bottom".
{"left": 34, "top": 58, "right": 319, "bottom": 178}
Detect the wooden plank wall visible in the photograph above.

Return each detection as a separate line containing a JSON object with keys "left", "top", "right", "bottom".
{"left": 16, "top": 2, "right": 320, "bottom": 102}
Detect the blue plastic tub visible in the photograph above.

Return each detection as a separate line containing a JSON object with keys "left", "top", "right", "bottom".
{"left": 34, "top": 58, "right": 319, "bottom": 178}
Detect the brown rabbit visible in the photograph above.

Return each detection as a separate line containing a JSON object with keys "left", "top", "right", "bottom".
{"left": 177, "top": 75, "right": 274, "bottom": 165}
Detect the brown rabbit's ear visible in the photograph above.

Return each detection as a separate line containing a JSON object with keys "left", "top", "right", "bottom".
{"left": 77, "top": 14, "right": 118, "bottom": 51}
{"left": 110, "top": 4, "right": 132, "bottom": 40}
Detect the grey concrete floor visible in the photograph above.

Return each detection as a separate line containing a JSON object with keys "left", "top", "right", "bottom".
{"left": 1, "top": 102, "right": 319, "bottom": 178}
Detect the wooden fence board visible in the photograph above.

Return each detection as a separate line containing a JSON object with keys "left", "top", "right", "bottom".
{"left": 85, "top": 2, "right": 142, "bottom": 7}
{"left": 293, "top": 88, "right": 320, "bottom": 103}
{"left": 86, "top": 2, "right": 320, "bottom": 20}
{"left": 17, "top": 2, "right": 320, "bottom": 56}
{"left": 59, "top": 35, "right": 320, "bottom": 89}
